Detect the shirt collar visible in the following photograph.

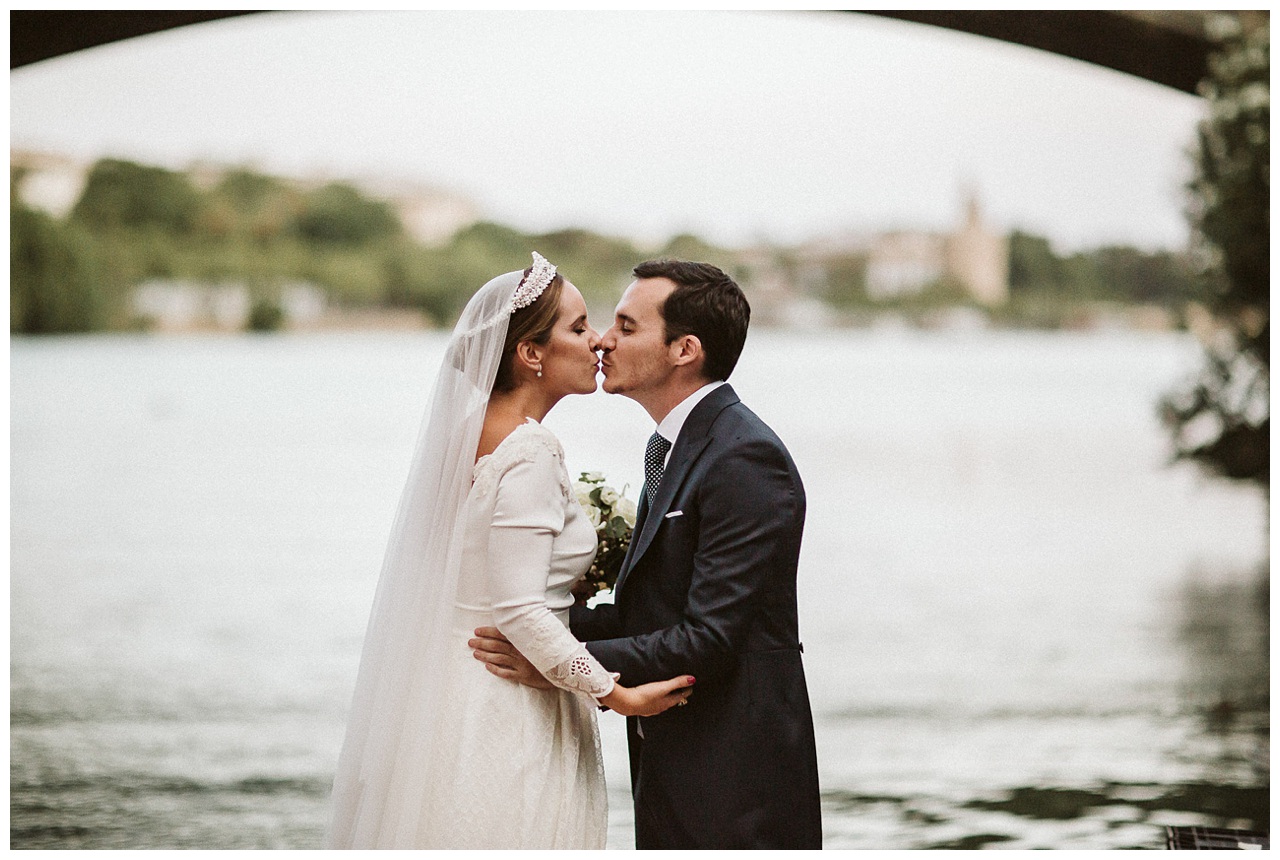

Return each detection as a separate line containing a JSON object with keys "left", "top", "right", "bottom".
{"left": 656, "top": 380, "right": 725, "bottom": 445}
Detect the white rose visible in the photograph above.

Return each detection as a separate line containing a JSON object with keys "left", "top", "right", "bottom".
{"left": 573, "top": 481, "right": 595, "bottom": 509}
{"left": 599, "top": 486, "right": 620, "bottom": 507}
{"left": 615, "top": 496, "right": 637, "bottom": 528}
{"left": 582, "top": 471, "right": 605, "bottom": 483}
{"left": 583, "top": 504, "right": 602, "bottom": 528}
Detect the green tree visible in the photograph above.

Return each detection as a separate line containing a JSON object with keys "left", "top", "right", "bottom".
{"left": 214, "top": 168, "right": 288, "bottom": 216}
{"left": 1092, "top": 245, "right": 1196, "bottom": 304}
{"left": 291, "top": 182, "right": 400, "bottom": 247}
{"left": 1162, "top": 14, "right": 1269, "bottom": 490}
{"left": 381, "top": 244, "right": 472, "bottom": 325}
{"left": 1007, "top": 231, "right": 1106, "bottom": 299}
{"left": 1010, "top": 230, "right": 1196, "bottom": 304}
{"left": 529, "top": 227, "right": 638, "bottom": 303}
{"left": 70, "top": 158, "right": 203, "bottom": 234}
{"left": 11, "top": 197, "right": 106, "bottom": 333}
{"left": 246, "top": 298, "right": 285, "bottom": 332}
{"left": 658, "top": 233, "right": 735, "bottom": 270}
{"left": 1008, "top": 231, "right": 1064, "bottom": 293}
{"left": 201, "top": 168, "right": 297, "bottom": 244}
{"left": 450, "top": 221, "right": 532, "bottom": 269}
{"left": 819, "top": 252, "right": 869, "bottom": 307}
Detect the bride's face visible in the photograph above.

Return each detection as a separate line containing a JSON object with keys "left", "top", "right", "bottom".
{"left": 539, "top": 281, "right": 601, "bottom": 396}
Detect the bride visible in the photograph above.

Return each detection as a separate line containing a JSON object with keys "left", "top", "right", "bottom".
{"left": 326, "top": 254, "right": 694, "bottom": 849}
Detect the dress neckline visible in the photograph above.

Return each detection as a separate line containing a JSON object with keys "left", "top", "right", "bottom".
{"left": 473, "top": 417, "right": 540, "bottom": 473}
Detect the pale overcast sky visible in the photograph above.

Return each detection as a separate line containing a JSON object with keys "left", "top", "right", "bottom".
{"left": 10, "top": 10, "right": 1206, "bottom": 252}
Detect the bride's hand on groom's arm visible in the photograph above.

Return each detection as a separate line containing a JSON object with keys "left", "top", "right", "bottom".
{"left": 469, "top": 627, "right": 554, "bottom": 690}
{"left": 470, "top": 626, "right": 696, "bottom": 715}
{"left": 598, "top": 674, "right": 696, "bottom": 718}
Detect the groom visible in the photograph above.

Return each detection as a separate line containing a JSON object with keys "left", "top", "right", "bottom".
{"left": 472, "top": 260, "right": 822, "bottom": 849}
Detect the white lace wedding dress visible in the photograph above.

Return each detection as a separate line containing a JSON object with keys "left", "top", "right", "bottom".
{"left": 416, "top": 418, "right": 614, "bottom": 849}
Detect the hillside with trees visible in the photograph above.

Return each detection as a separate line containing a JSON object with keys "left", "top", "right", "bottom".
{"left": 12, "top": 156, "right": 1198, "bottom": 335}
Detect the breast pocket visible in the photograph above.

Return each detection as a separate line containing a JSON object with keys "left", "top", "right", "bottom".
{"left": 656, "top": 506, "right": 698, "bottom": 554}
{"left": 643, "top": 507, "right": 699, "bottom": 606}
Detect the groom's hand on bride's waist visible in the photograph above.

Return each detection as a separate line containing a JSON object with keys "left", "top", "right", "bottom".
{"left": 469, "top": 627, "right": 554, "bottom": 690}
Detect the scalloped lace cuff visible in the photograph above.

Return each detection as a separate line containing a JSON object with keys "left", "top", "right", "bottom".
{"left": 544, "top": 647, "right": 616, "bottom": 698}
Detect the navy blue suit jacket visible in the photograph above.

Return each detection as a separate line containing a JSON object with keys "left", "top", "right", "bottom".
{"left": 571, "top": 384, "right": 822, "bottom": 849}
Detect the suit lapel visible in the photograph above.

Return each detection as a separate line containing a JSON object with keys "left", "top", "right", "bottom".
{"left": 614, "top": 490, "right": 650, "bottom": 588}
{"left": 614, "top": 384, "right": 740, "bottom": 598}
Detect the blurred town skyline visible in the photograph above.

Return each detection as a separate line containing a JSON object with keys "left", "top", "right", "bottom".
{"left": 10, "top": 11, "right": 1204, "bottom": 254}
{"left": 13, "top": 144, "right": 1198, "bottom": 336}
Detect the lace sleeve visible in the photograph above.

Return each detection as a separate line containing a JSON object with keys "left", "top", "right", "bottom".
{"left": 485, "top": 437, "right": 616, "bottom": 699}
{"left": 513, "top": 614, "right": 618, "bottom": 698}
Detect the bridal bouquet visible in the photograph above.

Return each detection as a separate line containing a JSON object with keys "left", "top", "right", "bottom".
{"left": 574, "top": 471, "right": 638, "bottom": 597}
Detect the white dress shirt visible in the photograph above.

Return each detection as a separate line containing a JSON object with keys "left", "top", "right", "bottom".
{"left": 655, "top": 380, "right": 725, "bottom": 467}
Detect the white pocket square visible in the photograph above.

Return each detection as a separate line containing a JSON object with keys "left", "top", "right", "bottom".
{"left": 664, "top": 510, "right": 684, "bottom": 519}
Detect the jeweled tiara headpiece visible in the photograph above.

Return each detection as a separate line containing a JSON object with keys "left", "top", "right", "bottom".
{"left": 509, "top": 252, "right": 557, "bottom": 313}
{"left": 454, "top": 252, "right": 559, "bottom": 341}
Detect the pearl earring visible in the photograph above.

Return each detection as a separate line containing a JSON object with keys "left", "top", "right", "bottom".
{"left": 536, "top": 368, "right": 543, "bottom": 378}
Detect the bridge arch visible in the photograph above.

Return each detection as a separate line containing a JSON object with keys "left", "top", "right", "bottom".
{"left": 10, "top": 10, "right": 1262, "bottom": 95}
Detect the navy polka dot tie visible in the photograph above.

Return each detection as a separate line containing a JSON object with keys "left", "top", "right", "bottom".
{"left": 644, "top": 432, "right": 672, "bottom": 505}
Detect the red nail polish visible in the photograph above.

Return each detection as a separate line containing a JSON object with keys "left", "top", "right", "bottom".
{"left": 687, "top": 676, "right": 696, "bottom": 684}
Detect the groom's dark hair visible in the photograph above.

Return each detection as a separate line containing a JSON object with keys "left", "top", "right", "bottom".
{"left": 634, "top": 259, "right": 750, "bottom": 382}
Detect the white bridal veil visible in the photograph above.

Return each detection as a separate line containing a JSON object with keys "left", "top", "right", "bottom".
{"left": 325, "top": 268, "right": 524, "bottom": 847}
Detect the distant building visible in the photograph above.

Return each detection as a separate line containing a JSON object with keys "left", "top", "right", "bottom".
{"left": 11, "top": 149, "right": 89, "bottom": 217}
{"left": 732, "top": 245, "right": 797, "bottom": 325}
{"left": 946, "top": 194, "right": 1009, "bottom": 305}
{"left": 392, "top": 186, "right": 480, "bottom": 246}
{"left": 866, "top": 231, "right": 948, "bottom": 299}
{"left": 132, "top": 280, "right": 326, "bottom": 331}
{"left": 803, "top": 189, "right": 1010, "bottom": 306}
{"left": 132, "top": 281, "right": 250, "bottom": 331}
{"left": 354, "top": 175, "right": 481, "bottom": 246}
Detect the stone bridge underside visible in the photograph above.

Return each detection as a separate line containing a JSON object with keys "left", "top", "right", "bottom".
{"left": 8, "top": 10, "right": 1246, "bottom": 95}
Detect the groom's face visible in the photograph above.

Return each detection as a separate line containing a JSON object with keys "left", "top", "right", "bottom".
{"left": 599, "top": 277, "right": 677, "bottom": 400}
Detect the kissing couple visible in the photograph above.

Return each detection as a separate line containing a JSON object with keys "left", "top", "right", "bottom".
{"left": 325, "top": 255, "right": 821, "bottom": 849}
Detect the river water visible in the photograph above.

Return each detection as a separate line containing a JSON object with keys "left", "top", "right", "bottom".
{"left": 10, "top": 329, "right": 1268, "bottom": 849}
